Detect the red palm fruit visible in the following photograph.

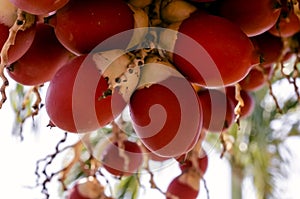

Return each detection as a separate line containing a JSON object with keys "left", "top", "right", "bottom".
{"left": 129, "top": 62, "right": 203, "bottom": 158}
{"left": 225, "top": 86, "right": 255, "bottom": 118}
{"left": 173, "top": 11, "right": 257, "bottom": 87}
{"left": 178, "top": 150, "right": 208, "bottom": 175}
{"left": 0, "top": 12, "right": 36, "bottom": 64}
{"left": 197, "top": 89, "right": 235, "bottom": 133}
{"left": 239, "top": 66, "right": 273, "bottom": 91}
{"left": 218, "top": 0, "right": 281, "bottom": 37}
{"left": 166, "top": 174, "right": 199, "bottom": 199}
{"left": 101, "top": 140, "right": 143, "bottom": 176}
{"left": 45, "top": 54, "right": 127, "bottom": 133}
{"left": 48, "top": 0, "right": 135, "bottom": 55}
{"left": 251, "top": 32, "right": 284, "bottom": 67}
{"left": 9, "top": 0, "right": 69, "bottom": 15}
{"left": 269, "top": 11, "right": 300, "bottom": 37}
{"left": 7, "top": 23, "right": 72, "bottom": 85}
{"left": 68, "top": 177, "right": 103, "bottom": 199}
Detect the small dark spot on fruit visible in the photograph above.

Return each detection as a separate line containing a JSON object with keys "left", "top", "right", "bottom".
{"left": 115, "top": 77, "right": 121, "bottom": 83}
{"left": 17, "top": 20, "right": 24, "bottom": 25}
{"left": 128, "top": 68, "right": 134, "bottom": 73}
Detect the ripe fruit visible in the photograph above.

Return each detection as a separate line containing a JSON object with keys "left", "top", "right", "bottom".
{"left": 0, "top": 1, "right": 36, "bottom": 64}
{"left": 225, "top": 86, "right": 255, "bottom": 118}
{"left": 68, "top": 177, "right": 103, "bottom": 199}
{"left": 48, "top": 0, "right": 135, "bottom": 55}
{"left": 269, "top": 11, "right": 300, "bottom": 38}
{"left": 178, "top": 150, "right": 208, "bottom": 175}
{"left": 239, "top": 66, "right": 273, "bottom": 91}
{"left": 129, "top": 61, "right": 203, "bottom": 158}
{"left": 101, "top": 140, "right": 143, "bottom": 176}
{"left": 144, "top": 146, "right": 170, "bottom": 162}
{"left": 45, "top": 54, "right": 127, "bottom": 133}
{"left": 7, "top": 23, "right": 72, "bottom": 85}
{"left": 218, "top": 0, "right": 281, "bottom": 37}
{"left": 166, "top": 174, "right": 199, "bottom": 199}
{"left": 251, "top": 32, "right": 284, "bottom": 66}
{"left": 197, "top": 89, "right": 235, "bottom": 133}
{"left": 9, "top": 0, "right": 69, "bottom": 15}
{"left": 173, "top": 11, "right": 257, "bottom": 87}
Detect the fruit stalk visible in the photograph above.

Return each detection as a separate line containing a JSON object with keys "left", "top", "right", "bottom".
{"left": 0, "top": 9, "right": 35, "bottom": 108}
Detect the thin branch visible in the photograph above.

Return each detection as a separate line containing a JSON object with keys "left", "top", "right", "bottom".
{"left": 34, "top": 132, "right": 71, "bottom": 198}
{"left": 234, "top": 83, "right": 244, "bottom": 127}
{"left": 267, "top": 67, "right": 283, "bottom": 114}
{"left": 202, "top": 177, "right": 210, "bottom": 199}
{"left": 16, "top": 85, "right": 43, "bottom": 140}
{"left": 144, "top": 161, "right": 166, "bottom": 195}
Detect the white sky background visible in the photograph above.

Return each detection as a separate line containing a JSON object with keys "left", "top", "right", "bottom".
{"left": 0, "top": 82, "right": 300, "bottom": 199}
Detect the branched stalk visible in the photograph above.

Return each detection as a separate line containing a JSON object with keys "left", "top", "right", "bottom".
{"left": 16, "top": 85, "right": 42, "bottom": 140}
{"left": 0, "top": 10, "right": 35, "bottom": 108}
{"left": 33, "top": 133, "right": 102, "bottom": 198}
{"left": 267, "top": 64, "right": 283, "bottom": 113}
{"left": 34, "top": 132, "right": 69, "bottom": 198}
{"left": 145, "top": 165, "right": 166, "bottom": 195}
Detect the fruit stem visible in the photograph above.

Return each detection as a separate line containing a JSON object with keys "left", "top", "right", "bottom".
{"left": 234, "top": 83, "right": 244, "bottom": 126}
{"left": 0, "top": 9, "right": 35, "bottom": 109}
{"left": 15, "top": 85, "right": 42, "bottom": 141}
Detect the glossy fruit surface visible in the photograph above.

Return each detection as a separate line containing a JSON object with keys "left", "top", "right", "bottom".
{"left": 129, "top": 65, "right": 203, "bottom": 158}
{"left": 101, "top": 140, "right": 143, "bottom": 176}
{"left": 251, "top": 32, "right": 283, "bottom": 66}
{"left": 173, "top": 11, "right": 257, "bottom": 87}
{"left": 178, "top": 150, "right": 208, "bottom": 175}
{"left": 226, "top": 86, "right": 255, "bottom": 118}
{"left": 239, "top": 66, "right": 272, "bottom": 91}
{"left": 0, "top": 20, "right": 36, "bottom": 64}
{"left": 45, "top": 55, "right": 127, "bottom": 133}
{"left": 166, "top": 175, "right": 199, "bottom": 199}
{"left": 197, "top": 89, "right": 235, "bottom": 133}
{"left": 9, "top": 0, "right": 69, "bottom": 15}
{"left": 49, "top": 0, "right": 134, "bottom": 55}
{"left": 269, "top": 11, "right": 300, "bottom": 38}
{"left": 218, "top": 0, "right": 281, "bottom": 37}
{"left": 7, "top": 23, "right": 71, "bottom": 85}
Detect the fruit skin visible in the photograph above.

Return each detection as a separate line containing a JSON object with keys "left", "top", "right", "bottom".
{"left": 166, "top": 175, "right": 199, "bottom": 199}
{"left": 9, "top": 0, "right": 69, "bottom": 15}
{"left": 49, "top": 0, "right": 135, "bottom": 55}
{"left": 67, "top": 177, "right": 103, "bottom": 199}
{"left": 225, "top": 86, "right": 255, "bottom": 118}
{"left": 0, "top": 20, "right": 36, "bottom": 65}
{"left": 269, "top": 11, "right": 300, "bottom": 38}
{"left": 178, "top": 150, "right": 208, "bottom": 175}
{"left": 238, "top": 66, "right": 272, "bottom": 91}
{"left": 68, "top": 182, "right": 92, "bottom": 199}
{"left": 7, "top": 23, "right": 71, "bottom": 85}
{"left": 129, "top": 66, "right": 203, "bottom": 158}
{"left": 143, "top": 145, "right": 171, "bottom": 162}
{"left": 101, "top": 140, "right": 143, "bottom": 176}
{"left": 251, "top": 32, "right": 283, "bottom": 66}
{"left": 45, "top": 55, "right": 127, "bottom": 133}
{"left": 218, "top": 0, "right": 281, "bottom": 37}
{"left": 173, "top": 11, "right": 257, "bottom": 88}
{"left": 197, "top": 89, "right": 235, "bottom": 133}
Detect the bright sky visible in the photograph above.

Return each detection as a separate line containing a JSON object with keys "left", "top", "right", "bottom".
{"left": 0, "top": 82, "right": 299, "bottom": 199}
